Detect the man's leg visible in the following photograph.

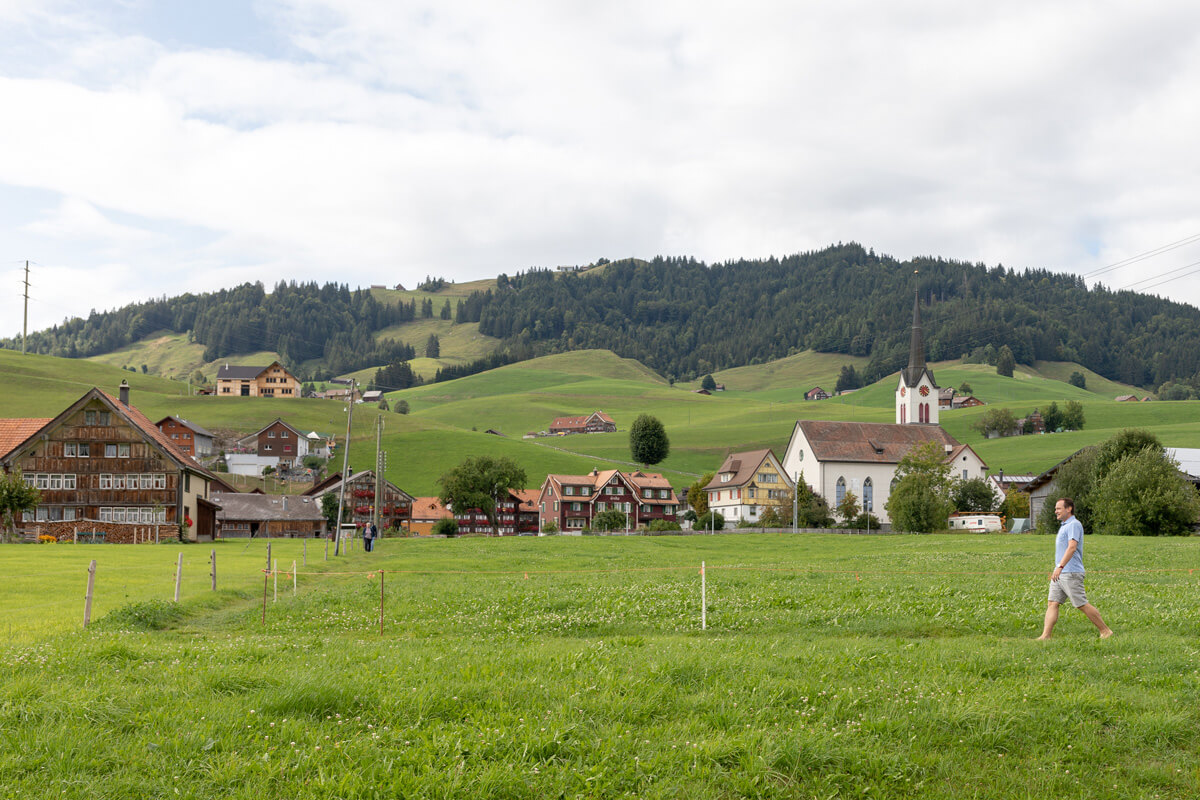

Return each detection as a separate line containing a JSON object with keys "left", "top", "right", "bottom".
{"left": 1077, "top": 604, "right": 1112, "bottom": 638}
{"left": 1036, "top": 601, "right": 1060, "bottom": 640}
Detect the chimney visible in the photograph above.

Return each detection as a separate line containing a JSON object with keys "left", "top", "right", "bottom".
{"left": 119, "top": 380, "right": 130, "bottom": 407}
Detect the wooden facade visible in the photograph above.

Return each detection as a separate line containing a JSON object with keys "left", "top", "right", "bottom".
{"left": 216, "top": 362, "right": 300, "bottom": 398}
{"left": 0, "top": 384, "right": 227, "bottom": 542}
{"left": 305, "top": 470, "right": 414, "bottom": 531}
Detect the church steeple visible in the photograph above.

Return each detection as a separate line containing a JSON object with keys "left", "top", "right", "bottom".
{"left": 903, "top": 287, "right": 933, "bottom": 388}
{"left": 896, "top": 275, "right": 939, "bottom": 424}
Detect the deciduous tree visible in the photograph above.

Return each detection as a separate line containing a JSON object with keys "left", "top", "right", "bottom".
{"left": 593, "top": 510, "right": 627, "bottom": 531}
{"left": 1061, "top": 400, "right": 1085, "bottom": 431}
{"left": 1093, "top": 449, "right": 1200, "bottom": 536}
{"left": 951, "top": 477, "right": 998, "bottom": 513}
{"left": 687, "top": 473, "right": 714, "bottom": 515}
{"left": 437, "top": 456, "right": 527, "bottom": 536}
{"left": 885, "top": 440, "right": 954, "bottom": 532}
{"left": 0, "top": 470, "right": 40, "bottom": 544}
{"left": 973, "top": 407, "right": 1017, "bottom": 438}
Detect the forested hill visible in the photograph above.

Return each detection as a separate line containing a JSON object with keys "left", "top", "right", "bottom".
{"left": 470, "top": 244, "right": 1200, "bottom": 388}
{"left": 6, "top": 243, "right": 1200, "bottom": 389}
{"left": 2, "top": 281, "right": 418, "bottom": 378}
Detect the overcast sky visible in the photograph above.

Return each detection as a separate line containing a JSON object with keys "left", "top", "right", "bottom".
{"left": 4, "top": 1, "right": 1200, "bottom": 335}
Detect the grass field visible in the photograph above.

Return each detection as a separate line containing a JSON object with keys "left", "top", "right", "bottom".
{"left": 3, "top": 533, "right": 1198, "bottom": 798}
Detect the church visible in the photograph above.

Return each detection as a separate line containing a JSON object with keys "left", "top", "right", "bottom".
{"left": 780, "top": 291, "right": 987, "bottom": 525}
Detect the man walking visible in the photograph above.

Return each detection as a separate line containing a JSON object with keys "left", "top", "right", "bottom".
{"left": 1036, "top": 497, "right": 1113, "bottom": 640}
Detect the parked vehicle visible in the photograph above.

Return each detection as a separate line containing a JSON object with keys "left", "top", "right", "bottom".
{"left": 947, "top": 512, "right": 1003, "bottom": 532}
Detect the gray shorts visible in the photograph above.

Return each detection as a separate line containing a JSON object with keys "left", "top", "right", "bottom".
{"left": 1049, "top": 572, "right": 1088, "bottom": 608}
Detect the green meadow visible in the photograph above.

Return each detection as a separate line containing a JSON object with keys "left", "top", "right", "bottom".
{"left": 3, "top": 533, "right": 1199, "bottom": 799}
{"left": 7, "top": 344, "right": 1200, "bottom": 496}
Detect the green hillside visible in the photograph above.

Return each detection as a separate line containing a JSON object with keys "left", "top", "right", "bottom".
{"left": 6, "top": 346, "right": 1197, "bottom": 498}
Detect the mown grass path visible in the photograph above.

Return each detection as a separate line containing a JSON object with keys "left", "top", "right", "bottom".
{"left": 3, "top": 534, "right": 1199, "bottom": 798}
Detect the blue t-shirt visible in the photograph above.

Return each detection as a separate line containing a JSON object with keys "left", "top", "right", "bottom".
{"left": 1055, "top": 515, "right": 1085, "bottom": 574}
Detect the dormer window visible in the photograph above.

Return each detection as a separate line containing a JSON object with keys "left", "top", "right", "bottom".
{"left": 720, "top": 473, "right": 732, "bottom": 482}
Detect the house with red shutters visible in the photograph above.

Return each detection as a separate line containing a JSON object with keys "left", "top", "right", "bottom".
{"left": 537, "top": 468, "right": 680, "bottom": 532}
{"left": 451, "top": 488, "right": 540, "bottom": 535}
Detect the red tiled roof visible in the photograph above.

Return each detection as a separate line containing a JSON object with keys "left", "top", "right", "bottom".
{"left": 0, "top": 418, "right": 52, "bottom": 460}
{"left": 797, "top": 421, "right": 960, "bottom": 464}
{"left": 410, "top": 496, "right": 451, "bottom": 520}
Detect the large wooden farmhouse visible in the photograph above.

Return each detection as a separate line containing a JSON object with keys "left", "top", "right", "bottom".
{"left": 0, "top": 382, "right": 231, "bottom": 542}
{"left": 216, "top": 361, "right": 300, "bottom": 398}
{"left": 549, "top": 411, "right": 616, "bottom": 435}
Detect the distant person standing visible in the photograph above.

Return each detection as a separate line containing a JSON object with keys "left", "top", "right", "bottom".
{"left": 362, "top": 523, "right": 372, "bottom": 553}
{"left": 1036, "top": 498, "right": 1113, "bottom": 640}
{"left": 369, "top": 521, "right": 379, "bottom": 552}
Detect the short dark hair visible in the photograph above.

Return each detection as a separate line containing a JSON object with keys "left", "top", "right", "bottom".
{"left": 1057, "top": 497, "right": 1075, "bottom": 512}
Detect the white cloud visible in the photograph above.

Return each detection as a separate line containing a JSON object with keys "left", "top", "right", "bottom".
{"left": 3, "top": 0, "right": 1200, "bottom": 334}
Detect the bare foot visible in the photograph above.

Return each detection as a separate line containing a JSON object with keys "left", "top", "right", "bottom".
{"left": 1035, "top": 635, "right": 1051, "bottom": 641}
{"left": 1099, "top": 630, "right": 1113, "bottom": 639}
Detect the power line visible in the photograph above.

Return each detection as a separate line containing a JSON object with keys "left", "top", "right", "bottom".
{"left": 1080, "top": 232, "right": 1200, "bottom": 280}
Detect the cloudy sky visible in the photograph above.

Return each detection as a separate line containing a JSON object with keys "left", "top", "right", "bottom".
{"left": 4, "top": 0, "right": 1200, "bottom": 335}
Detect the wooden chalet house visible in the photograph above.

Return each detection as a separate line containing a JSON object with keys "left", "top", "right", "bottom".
{"left": 216, "top": 361, "right": 300, "bottom": 398}
{"left": 451, "top": 488, "right": 540, "bottom": 535}
{"left": 305, "top": 470, "right": 414, "bottom": 531}
{"left": 237, "top": 418, "right": 308, "bottom": 467}
{"left": 155, "top": 415, "right": 215, "bottom": 458}
{"left": 549, "top": 411, "right": 617, "bottom": 435}
{"left": 0, "top": 382, "right": 230, "bottom": 542}
{"left": 538, "top": 469, "right": 680, "bottom": 532}
{"left": 804, "top": 387, "right": 830, "bottom": 401}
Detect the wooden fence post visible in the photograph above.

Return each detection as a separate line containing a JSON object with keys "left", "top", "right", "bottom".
{"left": 210, "top": 549, "right": 217, "bottom": 591}
{"left": 83, "top": 559, "right": 97, "bottom": 628}
{"left": 379, "top": 570, "right": 385, "bottom": 636}
{"left": 174, "top": 552, "right": 183, "bottom": 602}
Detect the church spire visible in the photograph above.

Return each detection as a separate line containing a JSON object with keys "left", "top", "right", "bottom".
{"left": 905, "top": 286, "right": 926, "bottom": 386}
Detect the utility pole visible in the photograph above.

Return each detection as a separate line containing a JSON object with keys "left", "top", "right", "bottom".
{"left": 373, "top": 413, "right": 384, "bottom": 532}
{"left": 332, "top": 378, "right": 356, "bottom": 556}
{"left": 22, "top": 261, "right": 30, "bottom": 355}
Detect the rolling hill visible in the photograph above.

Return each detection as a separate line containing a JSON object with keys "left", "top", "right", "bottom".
{"left": 4, "top": 347, "right": 1197, "bottom": 498}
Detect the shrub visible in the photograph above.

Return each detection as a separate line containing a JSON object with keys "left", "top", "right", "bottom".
{"left": 645, "top": 519, "right": 681, "bottom": 532}
{"left": 540, "top": 520, "right": 560, "bottom": 534}
{"left": 695, "top": 511, "right": 725, "bottom": 531}
{"left": 432, "top": 518, "right": 458, "bottom": 538}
